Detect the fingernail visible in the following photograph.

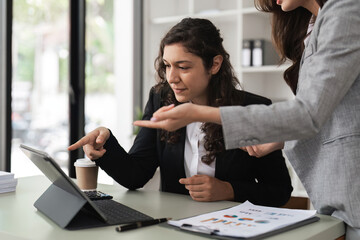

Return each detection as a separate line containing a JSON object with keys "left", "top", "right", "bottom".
{"left": 150, "top": 117, "right": 157, "bottom": 122}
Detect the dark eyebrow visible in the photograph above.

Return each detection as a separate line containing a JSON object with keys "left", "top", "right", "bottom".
{"left": 163, "top": 59, "right": 192, "bottom": 64}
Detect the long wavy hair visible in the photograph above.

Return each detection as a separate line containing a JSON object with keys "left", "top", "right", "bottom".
{"left": 255, "top": 0, "right": 327, "bottom": 94}
{"left": 154, "top": 18, "right": 241, "bottom": 165}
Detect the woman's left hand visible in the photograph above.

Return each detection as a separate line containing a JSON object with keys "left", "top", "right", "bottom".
{"left": 240, "top": 142, "right": 284, "bottom": 158}
{"left": 179, "top": 175, "right": 234, "bottom": 202}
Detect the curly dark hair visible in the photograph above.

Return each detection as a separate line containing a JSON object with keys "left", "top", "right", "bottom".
{"left": 255, "top": 0, "right": 327, "bottom": 94}
{"left": 153, "top": 18, "right": 242, "bottom": 165}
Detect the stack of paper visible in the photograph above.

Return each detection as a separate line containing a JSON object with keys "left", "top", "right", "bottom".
{"left": 0, "top": 171, "right": 18, "bottom": 194}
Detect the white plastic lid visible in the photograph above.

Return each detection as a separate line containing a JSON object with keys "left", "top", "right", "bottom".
{"left": 74, "top": 158, "right": 96, "bottom": 167}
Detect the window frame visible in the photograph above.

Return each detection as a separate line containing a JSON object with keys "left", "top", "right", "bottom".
{"left": 0, "top": 0, "right": 13, "bottom": 172}
{"left": 69, "top": 0, "right": 86, "bottom": 178}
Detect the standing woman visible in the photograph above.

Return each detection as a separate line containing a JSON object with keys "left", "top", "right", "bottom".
{"left": 135, "top": 0, "right": 360, "bottom": 238}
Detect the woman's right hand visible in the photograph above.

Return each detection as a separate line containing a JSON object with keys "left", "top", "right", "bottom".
{"left": 68, "top": 127, "right": 110, "bottom": 161}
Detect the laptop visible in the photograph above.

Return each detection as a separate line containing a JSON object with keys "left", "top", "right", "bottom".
{"left": 20, "top": 144, "right": 153, "bottom": 230}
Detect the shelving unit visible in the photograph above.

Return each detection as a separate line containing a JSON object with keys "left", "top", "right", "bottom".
{"left": 143, "top": 0, "right": 307, "bottom": 198}
{"left": 143, "top": 0, "right": 294, "bottom": 101}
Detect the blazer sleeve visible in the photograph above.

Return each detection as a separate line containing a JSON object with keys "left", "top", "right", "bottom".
{"left": 220, "top": 0, "right": 360, "bottom": 149}
{"left": 95, "top": 88, "right": 160, "bottom": 190}
{"left": 227, "top": 150, "right": 293, "bottom": 207}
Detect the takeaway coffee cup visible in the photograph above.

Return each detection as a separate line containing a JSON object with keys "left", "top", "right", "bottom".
{"left": 74, "top": 158, "right": 98, "bottom": 190}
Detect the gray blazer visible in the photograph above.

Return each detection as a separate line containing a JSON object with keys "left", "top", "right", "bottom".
{"left": 220, "top": 0, "right": 360, "bottom": 229}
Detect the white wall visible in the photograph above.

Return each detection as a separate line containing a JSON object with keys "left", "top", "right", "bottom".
{"left": 113, "top": 0, "right": 134, "bottom": 151}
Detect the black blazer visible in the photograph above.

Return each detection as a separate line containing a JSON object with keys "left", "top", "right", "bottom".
{"left": 96, "top": 88, "right": 293, "bottom": 207}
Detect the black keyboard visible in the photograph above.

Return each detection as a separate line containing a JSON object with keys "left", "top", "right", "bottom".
{"left": 93, "top": 199, "right": 153, "bottom": 225}
{"left": 84, "top": 190, "right": 113, "bottom": 200}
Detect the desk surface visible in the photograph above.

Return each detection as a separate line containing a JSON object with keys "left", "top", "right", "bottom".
{"left": 0, "top": 176, "right": 344, "bottom": 240}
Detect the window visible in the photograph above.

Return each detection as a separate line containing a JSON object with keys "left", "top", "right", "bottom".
{"left": 85, "top": 0, "right": 137, "bottom": 184}
{"left": 11, "top": 0, "right": 70, "bottom": 176}
{"left": 9, "top": 0, "right": 139, "bottom": 184}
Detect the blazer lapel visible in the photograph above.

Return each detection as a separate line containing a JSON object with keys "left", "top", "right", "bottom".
{"left": 214, "top": 151, "right": 227, "bottom": 178}
{"left": 172, "top": 127, "right": 187, "bottom": 178}
{"left": 177, "top": 127, "right": 187, "bottom": 177}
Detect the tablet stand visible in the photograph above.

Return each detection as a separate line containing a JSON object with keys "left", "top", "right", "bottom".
{"left": 34, "top": 183, "right": 87, "bottom": 228}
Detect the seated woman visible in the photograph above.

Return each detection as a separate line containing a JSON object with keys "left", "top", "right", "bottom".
{"left": 68, "top": 18, "right": 293, "bottom": 206}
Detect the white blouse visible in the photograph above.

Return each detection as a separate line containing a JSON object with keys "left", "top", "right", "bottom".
{"left": 184, "top": 122, "right": 216, "bottom": 178}
{"left": 305, "top": 9, "right": 320, "bottom": 46}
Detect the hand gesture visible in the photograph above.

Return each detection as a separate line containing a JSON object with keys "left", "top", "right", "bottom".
{"left": 68, "top": 127, "right": 110, "bottom": 161}
{"left": 134, "top": 103, "right": 221, "bottom": 131}
{"left": 240, "top": 142, "right": 284, "bottom": 158}
{"left": 179, "top": 175, "right": 234, "bottom": 202}
{"left": 134, "top": 104, "right": 191, "bottom": 131}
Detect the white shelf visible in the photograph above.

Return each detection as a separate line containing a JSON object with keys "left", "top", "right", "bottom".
{"left": 151, "top": 15, "right": 188, "bottom": 24}
{"left": 241, "top": 7, "right": 258, "bottom": 14}
{"left": 151, "top": 9, "right": 240, "bottom": 25}
{"left": 241, "top": 7, "right": 270, "bottom": 18}
{"left": 196, "top": 9, "right": 240, "bottom": 18}
{"left": 241, "top": 65, "right": 290, "bottom": 73}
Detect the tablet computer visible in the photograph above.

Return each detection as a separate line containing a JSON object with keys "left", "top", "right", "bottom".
{"left": 20, "top": 144, "right": 152, "bottom": 229}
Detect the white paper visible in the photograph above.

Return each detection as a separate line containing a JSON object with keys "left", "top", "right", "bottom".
{"left": 0, "top": 187, "right": 17, "bottom": 194}
{"left": 0, "top": 172, "right": 17, "bottom": 194}
{"left": 168, "top": 201, "right": 316, "bottom": 238}
{"left": 0, "top": 178, "right": 18, "bottom": 187}
{"left": 0, "top": 171, "right": 14, "bottom": 180}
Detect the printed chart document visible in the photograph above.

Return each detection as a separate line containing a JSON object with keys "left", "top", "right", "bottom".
{"left": 168, "top": 201, "right": 318, "bottom": 239}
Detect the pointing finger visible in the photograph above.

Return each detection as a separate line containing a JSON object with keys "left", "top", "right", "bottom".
{"left": 68, "top": 136, "right": 90, "bottom": 151}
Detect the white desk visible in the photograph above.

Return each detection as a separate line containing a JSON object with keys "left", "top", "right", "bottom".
{"left": 0, "top": 176, "right": 345, "bottom": 240}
